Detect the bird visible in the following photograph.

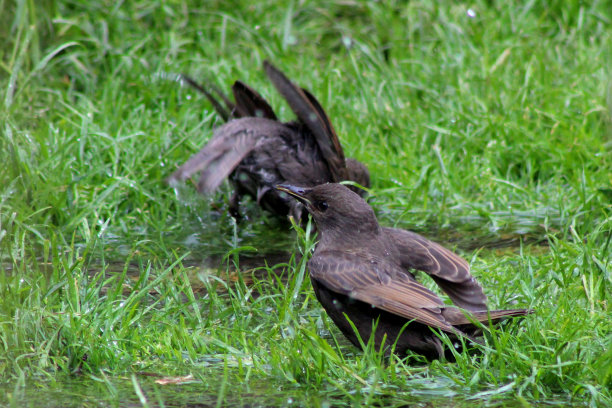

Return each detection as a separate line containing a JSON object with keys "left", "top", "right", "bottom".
{"left": 276, "top": 183, "right": 533, "bottom": 359}
{"left": 166, "top": 61, "right": 370, "bottom": 221}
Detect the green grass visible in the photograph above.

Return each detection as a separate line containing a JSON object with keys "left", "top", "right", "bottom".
{"left": 1, "top": 0, "right": 611, "bottom": 406}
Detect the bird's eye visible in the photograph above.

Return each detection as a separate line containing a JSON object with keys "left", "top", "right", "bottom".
{"left": 315, "top": 201, "right": 328, "bottom": 212}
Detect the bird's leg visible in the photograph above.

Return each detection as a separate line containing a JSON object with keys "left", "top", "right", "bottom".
{"left": 229, "top": 190, "right": 242, "bottom": 221}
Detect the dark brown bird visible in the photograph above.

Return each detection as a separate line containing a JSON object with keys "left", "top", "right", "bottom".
{"left": 167, "top": 61, "right": 370, "bottom": 220}
{"left": 276, "top": 183, "right": 532, "bottom": 359}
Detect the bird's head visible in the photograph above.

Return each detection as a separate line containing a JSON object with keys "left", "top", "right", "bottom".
{"left": 276, "top": 183, "right": 380, "bottom": 241}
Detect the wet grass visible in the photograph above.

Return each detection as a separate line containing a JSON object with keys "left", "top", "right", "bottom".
{"left": 1, "top": 0, "right": 611, "bottom": 406}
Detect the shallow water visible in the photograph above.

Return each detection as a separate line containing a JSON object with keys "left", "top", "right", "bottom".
{"left": 2, "top": 374, "right": 568, "bottom": 408}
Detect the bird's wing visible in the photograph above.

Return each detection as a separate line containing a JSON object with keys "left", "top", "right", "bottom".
{"left": 308, "top": 251, "right": 460, "bottom": 333}
{"left": 383, "top": 227, "right": 488, "bottom": 311}
{"left": 441, "top": 307, "right": 533, "bottom": 326}
{"left": 166, "top": 119, "right": 280, "bottom": 192}
{"left": 180, "top": 74, "right": 233, "bottom": 121}
{"left": 263, "top": 61, "right": 347, "bottom": 181}
{"left": 231, "top": 81, "right": 278, "bottom": 120}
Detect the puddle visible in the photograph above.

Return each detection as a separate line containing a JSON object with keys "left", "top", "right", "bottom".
{"left": 1, "top": 375, "right": 311, "bottom": 408}
{"left": 1, "top": 374, "right": 563, "bottom": 408}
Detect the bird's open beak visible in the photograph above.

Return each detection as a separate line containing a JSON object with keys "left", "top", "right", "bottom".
{"left": 275, "top": 184, "right": 312, "bottom": 205}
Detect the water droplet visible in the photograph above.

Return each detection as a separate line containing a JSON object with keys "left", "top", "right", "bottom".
{"left": 467, "top": 9, "right": 476, "bottom": 18}
{"left": 342, "top": 36, "right": 353, "bottom": 49}
{"left": 286, "top": 35, "right": 297, "bottom": 45}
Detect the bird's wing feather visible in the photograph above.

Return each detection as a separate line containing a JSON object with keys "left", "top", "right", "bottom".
{"left": 383, "top": 227, "right": 488, "bottom": 311}
{"left": 441, "top": 307, "right": 534, "bottom": 326}
{"left": 300, "top": 87, "right": 346, "bottom": 170}
{"left": 309, "top": 251, "right": 459, "bottom": 333}
{"left": 232, "top": 81, "right": 278, "bottom": 120}
{"left": 195, "top": 129, "right": 259, "bottom": 193}
{"left": 180, "top": 74, "right": 233, "bottom": 121}
{"left": 263, "top": 61, "right": 346, "bottom": 181}
{"left": 166, "top": 119, "right": 272, "bottom": 192}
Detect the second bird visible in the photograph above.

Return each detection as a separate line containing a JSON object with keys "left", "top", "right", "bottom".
{"left": 277, "top": 183, "right": 532, "bottom": 359}
{"left": 167, "top": 61, "right": 370, "bottom": 221}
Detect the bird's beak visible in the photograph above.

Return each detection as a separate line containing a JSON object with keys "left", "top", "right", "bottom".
{"left": 275, "top": 184, "right": 312, "bottom": 205}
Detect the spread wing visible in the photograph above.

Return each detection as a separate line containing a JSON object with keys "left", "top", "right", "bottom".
{"left": 308, "top": 250, "right": 461, "bottom": 333}
{"left": 166, "top": 118, "right": 282, "bottom": 192}
{"left": 263, "top": 61, "right": 347, "bottom": 181}
{"left": 383, "top": 227, "right": 488, "bottom": 311}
